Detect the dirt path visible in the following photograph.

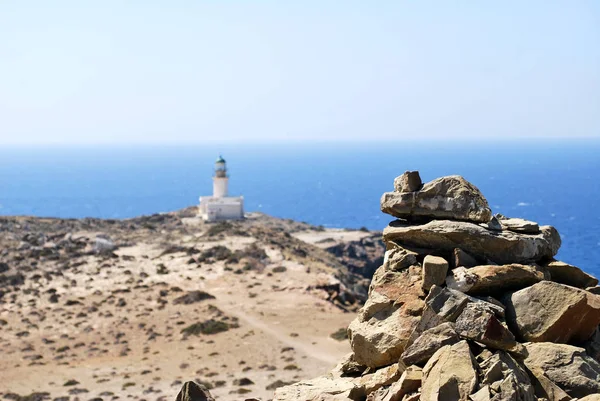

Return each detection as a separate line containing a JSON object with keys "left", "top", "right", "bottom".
{"left": 216, "top": 298, "right": 342, "bottom": 366}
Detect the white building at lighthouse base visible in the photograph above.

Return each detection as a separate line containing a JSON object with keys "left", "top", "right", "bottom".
{"left": 199, "top": 195, "right": 244, "bottom": 222}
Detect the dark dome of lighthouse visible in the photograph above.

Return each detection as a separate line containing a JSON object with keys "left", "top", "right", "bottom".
{"left": 215, "top": 155, "right": 226, "bottom": 164}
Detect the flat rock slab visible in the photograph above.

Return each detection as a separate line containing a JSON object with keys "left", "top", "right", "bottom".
{"left": 383, "top": 220, "right": 560, "bottom": 265}
{"left": 446, "top": 264, "right": 547, "bottom": 295}
{"left": 381, "top": 175, "right": 492, "bottom": 223}
{"left": 497, "top": 216, "right": 540, "bottom": 234}
{"left": 505, "top": 281, "right": 600, "bottom": 344}
{"left": 273, "top": 376, "right": 364, "bottom": 401}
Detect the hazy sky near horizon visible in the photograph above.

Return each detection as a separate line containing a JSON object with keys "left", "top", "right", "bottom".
{"left": 0, "top": 1, "right": 599, "bottom": 145}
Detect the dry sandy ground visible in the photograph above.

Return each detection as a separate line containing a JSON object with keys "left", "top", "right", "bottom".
{"left": 1, "top": 213, "right": 379, "bottom": 401}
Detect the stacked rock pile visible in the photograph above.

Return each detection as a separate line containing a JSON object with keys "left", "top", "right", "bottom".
{"left": 274, "top": 172, "right": 600, "bottom": 401}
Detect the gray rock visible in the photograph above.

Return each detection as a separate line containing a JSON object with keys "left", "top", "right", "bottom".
{"left": 454, "top": 303, "right": 519, "bottom": 352}
{"left": 496, "top": 215, "right": 540, "bottom": 234}
{"left": 175, "top": 381, "right": 215, "bottom": 401}
{"left": 523, "top": 342, "right": 600, "bottom": 398}
{"left": 401, "top": 322, "right": 460, "bottom": 366}
{"left": 422, "top": 255, "right": 449, "bottom": 292}
{"left": 543, "top": 260, "right": 598, "bottom": 289}
{"left": 383, "top": 220, "right": 560, "bottom": 265}
{"left": 505, "top": 281, "right": 600, "bottom": 344}
{"left": 381, "top": 175, "right": 492, "bottom": 223}
{"left": 394, "top": 171, "right": 423, "bottom": 192}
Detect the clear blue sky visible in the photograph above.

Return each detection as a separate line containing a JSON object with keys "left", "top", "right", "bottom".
{"left": 0, "top": 1, "right": 598, "bottom": 145}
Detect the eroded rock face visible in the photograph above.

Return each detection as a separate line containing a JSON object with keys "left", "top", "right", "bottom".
{"left": 421, "top": 341, "right": 478, "bottom": 401}
{"left": 505, "top": 281, "right": 600, "bottom": 343}
{"left": 381, "top": 175, "right": 492, "bottom": 223}
{"left": 383, "top": 220, "right": 561, "bottom": 265}
{"left": 523, "top": 342, "right": 600, "bottom": 398}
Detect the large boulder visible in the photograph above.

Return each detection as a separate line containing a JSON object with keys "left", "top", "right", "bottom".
{"left": 421, "top": 341, "right": 478, "bottom": 401}
{"left": 543, "top": 260, "right": 598, "bottom": 289}
{"left": 522, "top": 342, "right": 600, "bottom": 398}
{"left": 381, "top": 175, "right": 492, "bottom": 223}
{"left": 446, "top": 264, "right": 548, "bottom": 295}
{"left": 383, "top": 220, "right": 561, "bottom": 265}
{"left": 349, "top": 266, "right": 424, "bottom": 368}
{"left": 504, "top": 281, "right": 600, "bottom": 343}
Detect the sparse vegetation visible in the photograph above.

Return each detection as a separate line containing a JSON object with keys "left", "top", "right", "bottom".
{"left": 330, "top": 327, "right": 349, "bottom": 341}
{"left": 181, "top": 319, "right": 231, "bottom": 336}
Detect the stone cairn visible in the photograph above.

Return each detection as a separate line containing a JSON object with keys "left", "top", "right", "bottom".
{"left": 273, "top": 172, "right": 600, "bottom": 401}
{"left": 175, "top": 172, "right": 600, "bottom": 401}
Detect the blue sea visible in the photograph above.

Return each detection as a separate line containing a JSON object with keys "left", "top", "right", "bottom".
{"left": 1, "top": 140, "right": 599, "bottom": 277}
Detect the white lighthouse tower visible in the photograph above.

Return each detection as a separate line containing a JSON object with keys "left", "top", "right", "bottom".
{"left": 213, "top": 155, "right": 229, "bottom": 198}
{"left": 199, "top": 155, "right": 244, "bottom": 221}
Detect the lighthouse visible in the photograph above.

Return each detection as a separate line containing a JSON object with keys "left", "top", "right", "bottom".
{"left": 199, "top": 155, "right": 244, "bottom": 221}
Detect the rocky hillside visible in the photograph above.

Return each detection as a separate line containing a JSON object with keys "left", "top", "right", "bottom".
{"left": 0, "top": 210, "right": 383, "bottom": 401}
{"left": 271, "top": 172, "right": 600, "bottom": 400}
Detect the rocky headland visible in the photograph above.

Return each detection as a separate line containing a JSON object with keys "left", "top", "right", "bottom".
{"left": 0, "top": 209, "right": 383, "bottom": 401}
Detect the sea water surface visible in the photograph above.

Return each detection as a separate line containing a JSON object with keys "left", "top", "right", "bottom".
{"left": 1, "top": 140, "right": 599, "bottom": 276}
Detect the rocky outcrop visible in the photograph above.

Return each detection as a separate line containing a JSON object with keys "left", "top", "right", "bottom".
{"left": 273, "top": 172, "right": 600, "bottom": 401}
